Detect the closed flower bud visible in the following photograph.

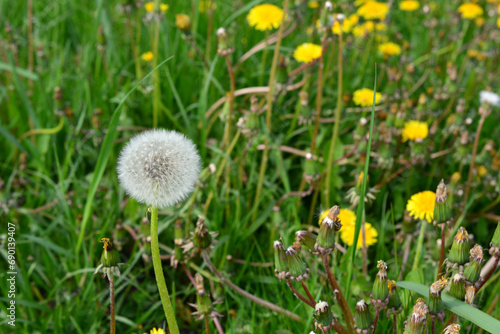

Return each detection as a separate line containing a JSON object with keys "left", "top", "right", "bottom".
{"left": 448, "top": 227, "right": 470, "bottom": 265}
{"left": 403, "top": 298, "right": 428, "bottom": 334}
{"left": 303, "top": 153, "right": 319, "bottom": 183}
{"left": 296, "top": 230, "right": 317, "bottom": 250}
{"left": 387, "top": 280, "right": 402, "bottom": 312}
{"left": 94, "top": 238, "right": 122, "bottom": 281}
{"left": 217, "top": 27, "right": 233, "bottom": 55}
{"left": 354, "top": 299, "right": 373, "bottom": 331}
{"left": 443, "top": 324, "right": 461, "bottom": 334}
{"left": 274, "top": 241, "right": 288, "bottom": 280}
{"left": 429, "top": 277, "right": 447, "bottom": 321}
{"left": 316, "top": 206, "right": 342, "bottom": 254}
{"left": 433, "top": 179, "right": 451, "bottom": 224}
{"left": 193, "top": 216, "right": 212, "bottom": 250}
{"left": 464, "top": 244, "right": 484, "bottom": 283}
{"left": 195, "top": 273, "right": 212, "bottom": 315}
{"left": 285, "top": 246, "right": 310, "bottom": 281}
{"left": 314, "top": 301, "right": 335, "bottom": 332}
{"left": 372, "top": 260, "right": 388, "bottom": 303}
{"left": 448, "top": 274, "right": 466, "bottom": 300}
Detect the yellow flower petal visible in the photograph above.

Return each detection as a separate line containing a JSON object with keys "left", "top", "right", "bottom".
{"left": 247, "top": 4, "right": 284, "bottom": 31}
{"left": 406, "top": 191, "right": 436, "bottom": 222}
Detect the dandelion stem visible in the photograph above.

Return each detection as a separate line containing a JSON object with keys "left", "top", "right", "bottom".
{"left": 475, "top": 254, "right": 499, "bottom": 293}
{"left": 286, "top": 280, "right": 315, "bottom": 308}
{"left": 321, "top": 254, "right": 355, "bottom": 333}
{"left": 213, "top": 317, "right": 224, "bottom": 334}
{"left": 437, "top": 224, "right": 446, "bottom": 280}
{"left": 252, "top": 0, "right": 289, "bottom": 222}
{"left": 431, "top": 317, "right": 436, "bottom": 334}
{"left": 370, "top": 306, "right": 380, "bottom": 334}
{"left": 393, "top": 313, "right": 397, "bottom": 334}
{"left": 412, "top": 220, "right": 427, "bottom": 272}
{"left": 301, "top": 281, "right": 316, "bottom": 305}
{"left": 205, "top": 316, "right": 210, "bottom": 334}
{"left": 109, "top": 274, "right": 116, "bottom": 334}
{"left": 324, "top": 29, "right": 343, "bottom": 206}
{"left": 150, "top": 206, "right": 180, "bottom": 334}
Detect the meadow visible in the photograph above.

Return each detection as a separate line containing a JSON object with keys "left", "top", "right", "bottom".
{"left": 1, "top": 0, "right": 500, "bottom": 333}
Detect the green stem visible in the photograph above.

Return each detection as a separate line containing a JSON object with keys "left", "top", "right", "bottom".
{"left": 412, "top": 220, "right": 427, "bottom": 271}
{"left": 252, "top": 0, "right": 289, "bottom": 222}
{"left": 150, "top": 206, "right": 180, "bottom": 334}
{"left": 110, "top": 274, "right": 115, "bottom": 334}
{"left": 324, "top": 30, "right": 343, "bottom": 207}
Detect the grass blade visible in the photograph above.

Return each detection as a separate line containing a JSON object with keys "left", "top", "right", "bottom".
{"left": 345, "top": 64, "right": 378, "bottom": 299}
{"left": 397, "top": 281, "right": 500, "bottom": 334}
{"left": 75, "top": 56, "right": 174, "bottom": 253}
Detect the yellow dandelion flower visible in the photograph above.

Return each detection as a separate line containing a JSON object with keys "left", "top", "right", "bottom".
{"left": 332, "top": 17, "right": 355, "bottom": 34}
{"left": 144, "top": 2, "right": 168, "bottom": 13}
{"left": 375, "top": 22, "right": 387, "bottom": 31}
{"left": 141, "top": 51, "right": 154, "bottom": 62}
{"left": 353, "top": 88, "right": 382, "bottom": 107}
{"left": 379, "top": 42, "right": 401, "bottom": 57}
{"left": 349, "top": 14, "right": 360, "bottom": 25}
{"left": 399, "top": 0, "right": 420, "bottom": 11}
{"left": 457, "top": 3, "right": 483, "bottom": 20}
{"left": 144, "top": 328, "right": 166, "bottom": 334}
{"left": 451, "top": 172, "right": 461, "bottom": 184}
{"left": 199, "top": 0, "right": 216, "bottom": 13}
{"left": 308, "top": 1, "right": 320, "bottom": 8}
{"left": 363, "top": 21, "right": 375, "bottom": 31}
{"left": 353, "top": 25, "right": 369, "bottom": 37}
{"left": 497, "top": 16, "right": 500, "bottom": 28}
{"left": 293, "top": 43, "right": 322, "bottom": 63}
{"left": 475, "top": 16, "right": 485, "bottom": 26}
{"left": 406, "top": 191, "right": 436, "bottom": 222}
{"left": 340, "top": 222, "right": 378, "bottom": 248}
{"left": 175, "top": 14, "right": 191, "bottom": 31}
{"left": 247, "top": 4, "right": 284, "bottom": 31}
{"left": 476, "top": 165, "right": 487, "bottom": 178}
{"left": 401, "top": 120, "right": 428, "bottom": 142}
{"left": 357, "top": 1, "right": 390, "bottom": 20}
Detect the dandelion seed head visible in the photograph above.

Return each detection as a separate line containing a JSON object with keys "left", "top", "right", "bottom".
{"left": 117, "top": 129, "right": 201, "bottom": 208}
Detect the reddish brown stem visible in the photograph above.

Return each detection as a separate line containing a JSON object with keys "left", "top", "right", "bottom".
{"left": 182, "top": 263, "right": 197, "bottom": 287}
{"left": 371, "top": 306, "right": 380, "bottom": 334}
{"left": 300, "top": 281, "right": 316, "bottom": 305}
{"left": 393, "top": 313, "right": 397, "bottom": 334}
{"left": 286, "top": 280, "right": 315, "bottom": 308}
{"left": 321, "top": 254, "right": 355, "bottom": 333}
{"left": 109, "top": 275, "right": 116, "bottom": 334}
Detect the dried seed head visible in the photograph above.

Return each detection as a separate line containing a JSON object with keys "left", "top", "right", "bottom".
{"left": 464, "top": 285, "right": 475, "bottom": 305}
{"left": 443, "top": 324, "right": 461, "bottom": 334}
{"left": 430, "top": 277, "right": 448, "bottom": 295}
{"left": 387, "top": 280, "right": 402, "bottom": 311}
{"left": 117, "top": 129, "right": 201, "bottom": 208}
{"left": 295, "top": 230, "right": 317, "bottom": 250}
{"left": 372, "top": 260, "right": 388, "bottom": 302}
{"left": 285, "top": 246, "right": 310, "bottom": 281}
{"left": 449, "top": 274, "right": 466, "bottom": 300}
{"left": 355, "top": 299, "right": 373, "bottom": 330}
{"left": 448, "top": 227, "right": 470, "bottom": 265}
{"left": 273, "top": 241, "right": 288, "bottom": 280}
{"left": 314, "top": 301, "right": 335, "bottom": 332}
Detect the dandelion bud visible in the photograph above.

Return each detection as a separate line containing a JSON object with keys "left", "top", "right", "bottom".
{"left": 387, "top": 280, "right": 402, "bottom": 312}
{"left": 217, "top": 27, "right": 233, "bottom": 55}
{"left": 354, "top": 299, "right": 373, "bottom": 331}
{"left": 303, "top": 153, "right": 319, "bottom": 183}
{"left": 295, "top": 230, "right": 317, "bottom": 250}
{"left": 117, "top": 129, "right": 201, "bottom": 209}
{"left": 490, "top": 222, "right": 500, "bottom": 251}
{"left": 193, "top": 216, "right": 212, "bottom": 250}
{"left": 274, "top": 241, "right": 288, "bottom": 280}
{"left": 448, "top": 227, "right": 470, "bottom": 265}
{"left": 194, "top": 273, "right": 212, "bottom": 315}
{"left": 94, "top": 238, "right": 122, "bottom": 281}
{"left": 443, "top": 324, "right": 461, "bottom": 334}
{"left": 316, "top": 206, "right": 342, "bottom": 254}
{"left": 372, "top": 260, "right": 388, "bottom": 303}
{"left": 433, "top": 180, "right": 451, "bottom": 224}
{"left": 403, "top": 298, "right": 428, "bottom": 334}
{"left": 175, "top": 14, "right": 191, "bottom": 33}
{"left": 429, "top": 277, "right": 447, "bottom": 321}
{"left": 464, "top": 244, "right": 484, "bottom": 283}
{"left": 314, "top": 301, "right": 335, "bottom": 332}
{"left": 285, "top": 246, "right": 310, "bottom": 281}
{"left": 448, "top": 274, "right": 466, "bottom": 300}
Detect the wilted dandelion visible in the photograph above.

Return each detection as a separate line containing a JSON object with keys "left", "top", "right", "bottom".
{"left": 379, "top": 42, "right": 402, "bottom": 57}
{"left": 457, "top": 3, "right": 483, "bottom": 19}
{"left": 117, "top": 129, "right": 201, "bottom": 208}
{"left": 353, "top": 88, "right": 382, "bottom": 107}
{"left": 293, "top": 43, "right": 322, "bottom": 63}
{"left": 357, "top": 1, "right": 390, "bottom": 20}
{"left": 141, "top": 51, "right": 154, "bottom": 62}
{"left": 401, "top": 121, "right": 428, "bottom": 142}
{"left": 406, "top": 191, "right": 436, "bottom": 221}
{"left": 399, "top": 0, "right": 420, "bottom": 11}
{"left": 247, "top": 4, "right": 284, "bottom": 31}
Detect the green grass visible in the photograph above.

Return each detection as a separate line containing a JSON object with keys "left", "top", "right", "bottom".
{"left": 1, "top": 0, "right": 500, "bottom": 333}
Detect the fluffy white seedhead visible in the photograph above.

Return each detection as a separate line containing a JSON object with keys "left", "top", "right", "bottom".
{"left": 479, "top": 91, "right": 500, "bottom": 106}
{"left": 117, "top": 129, "right": 201, "bottom": 208}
